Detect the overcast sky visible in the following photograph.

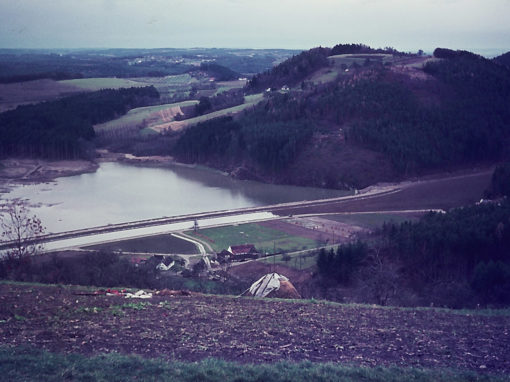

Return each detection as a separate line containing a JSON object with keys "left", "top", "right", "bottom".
{"left": 1, "top": 0, "right": 509, "bottom": 54}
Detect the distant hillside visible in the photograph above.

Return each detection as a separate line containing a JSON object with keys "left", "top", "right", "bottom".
{"left": 174, "top": 45, "right": 510, "bottom": 189}
{"left": 246, "top": 47, "right": 331, "bottom": 93}
{"left": 193, "top": 62, "right": 240, "bottom": 81}
{"left": 0, "top": 48, "right": 297, "bottom": 83}
{"left": 494, "top": 51, "right": 510, "bottom": 69}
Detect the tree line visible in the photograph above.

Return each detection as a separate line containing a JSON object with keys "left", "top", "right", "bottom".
{"left": 0, "top": 86, "right": 159, "bottom": 159}
{"left": 173, "top": 114, "right": 313, "bottom": 172}
{"left": 315, "top": 198, "right": 510, "bottom": 307}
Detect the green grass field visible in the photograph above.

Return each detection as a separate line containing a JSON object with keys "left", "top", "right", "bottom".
{"left": 324, "top": 212, "right": 422, "bottom": 230}
{"left": 1, "top": 346, "right": 504, "bottom": 382}
{"left": 259, "top": 249, "right": 323, "bottom": 269}
{"left": 151, "top": 93, "right": 264, "bottom": 131}
{"left": 214, "top": 79, "right": 247, "bottom": 95}
{"left": 82, "top": 233, "right": 200, "bottom": 254}
{"left": 328, "top": 53, "right": 394, "bottom": 67}
{"left": 59, "top": 77, "right": 153, "bottom": 90}
{"left": 94, "top": 100, "right": 198, "bottom": 132}
{"left": 188, "top": 222, "right": 320, "bottom": 254}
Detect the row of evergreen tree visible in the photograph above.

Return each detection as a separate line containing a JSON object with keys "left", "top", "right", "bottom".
{"left": 173, "top": 115, "right": 313, "bottom": 171}
{"left": 0, "top": 86, "right": 159, "bottom": 159}
{"left": 316, "top": 197, "right": 510, "bottom": 306}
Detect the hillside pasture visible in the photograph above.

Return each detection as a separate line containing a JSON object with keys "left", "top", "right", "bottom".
{"left": 308, "top": 67, "right": 342, "bottom": 84}
{"left": 328, "top": 53, "right": 394, "bottom": 67}
{"left": 214, "top": 79, "right": 248, "bottom": 94}
{"left": 0, "top": 79, "right": 87, "bottom": 112}
{"left": 150, "top": 93, "right": 264, "bottom": 132}
{"left": 94, "top": 100, "right": 199, "bottom": 139}
{"left": 323, "top": 211, "right": 424, "bottom": 230}
{"left": 59, "top": 77, "right": 153, "bottom": 91}
{"left": 187, "top": 222, "right": 321, "bottom": 254}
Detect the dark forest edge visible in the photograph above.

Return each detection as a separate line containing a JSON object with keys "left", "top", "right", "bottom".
{"left": 0, "top": 86, "right": 159, "bottom": 159}
{"left": 312, "top": 164, "right": 510, "bottom": 308}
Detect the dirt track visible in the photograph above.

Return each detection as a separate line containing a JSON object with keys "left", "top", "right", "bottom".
{"left": 1, "top": 283, "right": 508, "bottom": 373}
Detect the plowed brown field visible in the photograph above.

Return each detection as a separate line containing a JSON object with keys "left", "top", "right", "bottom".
{"left": 1, "top": 283, "right": 508, "bottom": 373}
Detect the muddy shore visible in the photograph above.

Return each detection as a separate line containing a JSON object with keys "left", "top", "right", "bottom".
{"left": 0, "top": 151, "right": 193, "bottom": 194}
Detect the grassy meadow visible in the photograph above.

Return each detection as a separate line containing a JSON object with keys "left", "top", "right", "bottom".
{"left": 188, "top": 222, "right": 320, "bottom": 254}
{"left": 324, "top": 212, "right": 422, "bottom": 230}
{"left": 151, "top": 93, "right": 264, "bottom": 132}
{"left": 94, "top": 100, "right": 198, "bottom": 133}
{"left": 59, "top": 77, "right": 153, "bottom": 90}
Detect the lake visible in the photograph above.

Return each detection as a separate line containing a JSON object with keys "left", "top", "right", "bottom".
{"left": 1, "top": 162, "right": 350, "bottom": 233}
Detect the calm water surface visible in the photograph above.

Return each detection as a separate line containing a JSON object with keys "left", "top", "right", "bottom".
{"left": 2, "top": 162, "right": 349, "bottom": 233}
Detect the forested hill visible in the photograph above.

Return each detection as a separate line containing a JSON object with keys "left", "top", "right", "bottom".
{"left": 245, "top": 44, "right": 412, "bottom": 93}
{"left": 0, "top": 86, "right": 159, "bottom": 159}
{"left": 174, "top": 46, "right": 510, "bottom": 189}
{"left": 494, "top": 51, "right": 510, "bottom": 69}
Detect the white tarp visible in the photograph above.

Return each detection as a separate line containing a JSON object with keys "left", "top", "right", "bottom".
{"left": 248, "top": 273, "right": 289, "bottom": 298}
{"left": 156, "top": 261, "right": 175, "bottom": 271}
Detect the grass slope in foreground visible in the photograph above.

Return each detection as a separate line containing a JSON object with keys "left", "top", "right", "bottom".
{"left": 1, "top": 346, "right": 506, "bottom": 382}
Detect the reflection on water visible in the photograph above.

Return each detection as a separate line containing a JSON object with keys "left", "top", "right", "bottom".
{"left": 2, "top": 162, "right": 349, "bottom": 233}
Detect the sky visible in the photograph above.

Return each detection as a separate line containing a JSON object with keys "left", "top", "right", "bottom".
{"left": 0, "top": 0, "right": 509, "bottom": 54}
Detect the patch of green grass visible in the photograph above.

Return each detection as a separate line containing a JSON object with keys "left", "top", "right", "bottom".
{"left": 259, "top": 250, "right": 319, "bottom": 269}
{"left": 0, "top": 346, "right": 506, "bottom": 382}
{"left": 325, "top": 212, "right": 422, "bottom": 229}
{"left": 95, "top": 100, "right": 199, "bottom": 132}
{"left": 120, "top": 302, "right": 152, "bottom": 311}
{"left": 60, "top": 77, "right": 152, "bottom": 90}
{"left": 188, "top": 223, "right": 320, "bottom": 253}
{"left": 157, "top": 93, "right": 264, "bottom": 131}
{"left": 82, "top": 233, "right": 200, "bottom": 255}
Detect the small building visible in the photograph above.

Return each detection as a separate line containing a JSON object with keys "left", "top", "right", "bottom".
{"left": 281, "top": 85, "right": 290, "bottom": 92}
{"left": 227, "top": 244, "right": 259, "bottom": 261}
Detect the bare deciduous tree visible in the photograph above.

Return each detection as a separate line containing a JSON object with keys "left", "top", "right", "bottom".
{"left": 0, "top": 199, "right": 46, "bottom": 265}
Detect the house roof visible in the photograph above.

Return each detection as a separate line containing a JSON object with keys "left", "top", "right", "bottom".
{"left": 228, "top": 244, "right": 257, "bottom": 255}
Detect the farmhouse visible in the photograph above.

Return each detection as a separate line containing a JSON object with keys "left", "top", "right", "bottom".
{"left": 226, "top": 244, "right": 259, "bottom": 261}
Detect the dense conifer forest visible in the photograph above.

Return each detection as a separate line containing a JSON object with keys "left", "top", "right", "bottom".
{"left": 0, "top": 86, "right": 159, "bottom": 159}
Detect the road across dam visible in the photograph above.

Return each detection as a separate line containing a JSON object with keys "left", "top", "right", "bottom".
{"left": 0, "top": 186, "right": 401, "bottom": 250}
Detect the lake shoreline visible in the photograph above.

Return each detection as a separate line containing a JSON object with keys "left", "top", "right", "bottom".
{"left": 0, "top": 150, "right": 230, "bottom": 194}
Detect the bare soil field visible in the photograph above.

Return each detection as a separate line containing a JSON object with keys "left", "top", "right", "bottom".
{"left": 0, "top": 79, "right": 87, "bottom": 112}
{"left": 259, "top": 217, "right": 368, "bottom": 244}
{"left": 0, "top": 282, "right": 508, "bottom": 373}
{"left": 275, "top": 169, "right": 493, "bottom": 216}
